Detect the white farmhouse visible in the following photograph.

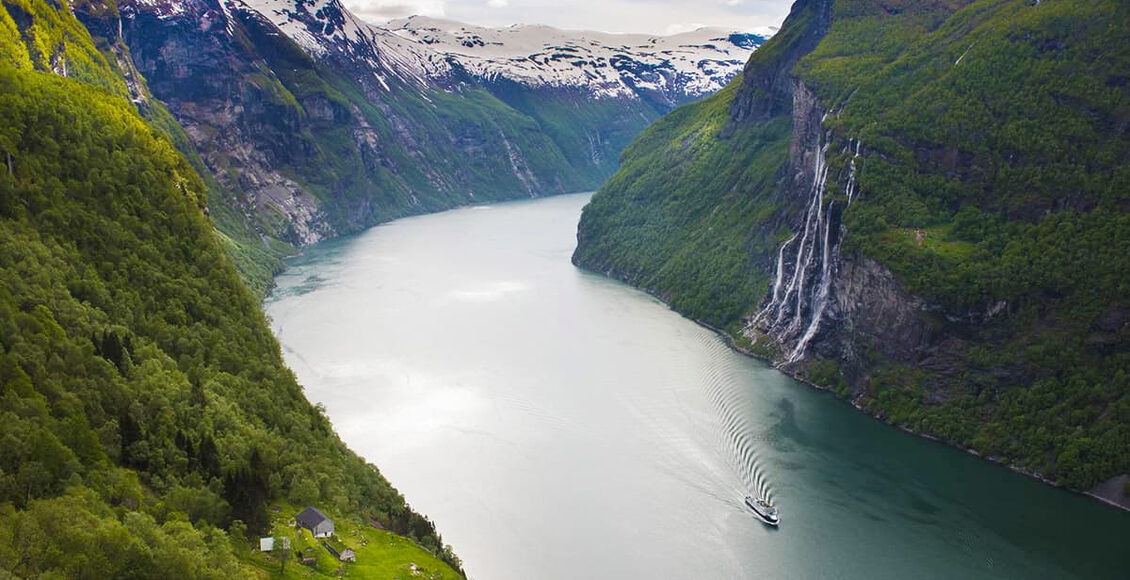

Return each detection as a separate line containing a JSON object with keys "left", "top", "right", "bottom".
{"left": 296, "top": 507, "right": 334, "bottom": 538}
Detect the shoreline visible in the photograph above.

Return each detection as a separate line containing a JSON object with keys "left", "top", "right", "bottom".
{"left": 261, "top": 190, "right": 597, "bottom": 300}
{"left": 281, "top": 226, "right": 1130, "bottom": 514}
{"left": 690, "top": 318, "right": 1130, "bottom": 514}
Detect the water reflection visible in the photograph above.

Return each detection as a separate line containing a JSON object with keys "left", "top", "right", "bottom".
{"left": 266, "top": 193, "right": 1130, "bottom": 580}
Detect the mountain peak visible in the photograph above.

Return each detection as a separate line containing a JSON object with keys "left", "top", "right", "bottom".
{"left": 228, "top": 1, "right": 767, "bottom": 101}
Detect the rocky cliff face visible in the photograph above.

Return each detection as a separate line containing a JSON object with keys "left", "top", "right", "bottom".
{"left": 731, "top": 0, "right": 831, "bottom": 124}
{"left": 118, "top": 1, "right": 334, "bottom": 244}
{"left": 575, "top": 0, "right": 1130, "bottom": 492}
{"left": 737, "top": 0, "right": 1006, "bottom": 402}
{"left": 71, "top": 0, "right": 762, "bottom": 275}
{"left": 741, "top": 74, "right": 934, "bottom": 388}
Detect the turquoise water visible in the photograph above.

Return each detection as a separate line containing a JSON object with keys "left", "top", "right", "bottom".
{"left": 266, "top": 193, "right": 1130, "bottom": 579}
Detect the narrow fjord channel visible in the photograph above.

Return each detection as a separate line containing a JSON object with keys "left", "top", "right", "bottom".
{"left": 265, "top": 193, "right": 1129, "bottom": 579}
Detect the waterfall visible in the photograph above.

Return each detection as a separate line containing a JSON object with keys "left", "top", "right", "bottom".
{"left": 770, "top": 234, "right": 798, "bottom": 304}
{"left": 762, "top": 135, "right": 828, "bottom": 330}
{"left": 747, "top": 127, "right": 861, "bottom": 365}
{"left": 845, "top": 139, "right": 861, "bottom": 207}
{"left": 789, "top": 198, "right": 834, "bottom": 363}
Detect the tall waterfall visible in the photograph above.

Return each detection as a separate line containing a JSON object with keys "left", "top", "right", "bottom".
{"left": 747, "top": 129, "right": 861, "bottom": 365}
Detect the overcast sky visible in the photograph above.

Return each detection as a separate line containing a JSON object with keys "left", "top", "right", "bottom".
{"left": 342, "top": 0, "right": 794, "bottom": 35}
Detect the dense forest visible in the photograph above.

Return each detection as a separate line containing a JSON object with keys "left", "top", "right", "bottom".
{"left": 0, "top": 2, "right": 461, "bottom": 577}
{"left": 576, "top": 0, "right": 1130, "bottom": 492}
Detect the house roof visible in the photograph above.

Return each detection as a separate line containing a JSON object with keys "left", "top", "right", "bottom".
{"left": 296, "top": 507, "right": 331, "bottom": 529}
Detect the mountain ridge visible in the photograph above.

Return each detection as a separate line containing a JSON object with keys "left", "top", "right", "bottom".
{"left": 574, "top": 0, "right": 1130, "bottom": 498}
{"left": 98, "top": 0, "right": 765, "bottom": 294}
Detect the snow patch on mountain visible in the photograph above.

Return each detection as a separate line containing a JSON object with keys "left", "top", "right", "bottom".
{"left": 384, "top": 16, "right": 762, "bottom": 99}
{"left": 235, "top": 0, "right": 367, "bottom": 56}
{"left": 234, "top": 0, "right": 766, "bottom": 101}
{"left": 129, "top": 0, "right": 187, "bottom": 19}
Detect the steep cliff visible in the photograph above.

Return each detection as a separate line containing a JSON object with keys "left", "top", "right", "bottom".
{"left": 575, "top": 0, "right": 1130, "bottom": 493}
{"left": 66, "top": 0, "right": 761, "bottom": 294}
{"left": 0, "top": 2, "right": 462, "bottom": 575}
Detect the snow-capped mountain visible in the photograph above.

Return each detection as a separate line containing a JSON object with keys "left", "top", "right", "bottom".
{"left": 233, "top": 0, "right": 763, "bottom": 105}
{"left": 88, "top": 0, "right": 767, "bottom": 256}
{"left": 382, "top": 16, "right": 761, "bottom": 101}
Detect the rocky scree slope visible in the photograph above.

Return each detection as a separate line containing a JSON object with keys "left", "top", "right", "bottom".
{"left": 574, "top": 0, "right": 1130, "bottom": 497}
{"left": 0, "top": 1, "right": 462, "bottom": 576}
{"left": 74, "top": 0, "right": 762, "bottom": 292}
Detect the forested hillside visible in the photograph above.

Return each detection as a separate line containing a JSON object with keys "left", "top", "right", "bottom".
{"left": 0, "top": 2, "right": 461, "bottom": 577}
{"left": 56, "top": 0, "right": 759, "bottom": 294}
{"left": 575, "top": 0, "right": 1130, "bottom": 495}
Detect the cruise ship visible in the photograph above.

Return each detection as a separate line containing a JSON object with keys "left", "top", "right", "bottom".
{"left": 745, "top": 496, "right": 780, "bottom": 526}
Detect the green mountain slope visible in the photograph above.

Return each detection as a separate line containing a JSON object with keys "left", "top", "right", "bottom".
{"left": 71, "top": 0, "right": 708, "bottom": 294}
{"left": 0, "top": 5, "right": 461, "bottom": 577}
{"left": 574, "top": 79, "right": 791, "bottom": 324}
{"left": 575, "top": 0, "right": 1130, "bottom": 494}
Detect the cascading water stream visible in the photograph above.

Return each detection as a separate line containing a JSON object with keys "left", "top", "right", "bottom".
{"left": 746, "top": 126, "right": 862, "bottom": 365}
{"left": 753, "top": 129, "right": 828, "bottom": 330}
{"left": 845, "top": 138, "right": 861, "bottom": 207}
{"left": 769, "top": 234, "right": 798, "bottom": 306}
{"left": 789, "top": 198, "right": 834, "bottom": 363}
{"left": 788, "top": 142, "right": 830, "bottom": 337}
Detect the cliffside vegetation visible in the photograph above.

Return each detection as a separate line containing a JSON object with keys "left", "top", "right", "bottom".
{"left": 575, "top": 0, "right": 1130, "bottom": 491}
{"left": 0, "top": 3, "right": 462, "bottom": 577}
{"left": 574, "top": 80, "right": 788, "bottom": 326}
{"left": 817, "top": 0, "right": 1130, "bottom": 491}
{"left": 79, "top": 0, "right": 692, "bottom": 294}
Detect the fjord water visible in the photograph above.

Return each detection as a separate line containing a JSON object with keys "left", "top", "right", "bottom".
{"left": 266, "top": 193, "right": 1128, "bottom": 579}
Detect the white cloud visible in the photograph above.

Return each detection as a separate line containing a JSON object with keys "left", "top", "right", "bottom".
{"left": 488, "top": 0, "right": 509, "bottom": 6}
{"left": 341, "top": 0, "right": 446, "bottom": 21}
{"left": 664, "top": 22, "right": 708, "bottom": 35}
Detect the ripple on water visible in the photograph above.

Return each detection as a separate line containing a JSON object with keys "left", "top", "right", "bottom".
{"left": 693, "top": 329, "right": 775, "bottom": 503}
{"left": 265, "top": 194, "right": 1130, "bottom": 580}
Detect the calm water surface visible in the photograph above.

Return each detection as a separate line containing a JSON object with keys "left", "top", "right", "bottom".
{"left": 266, "top": 193, "right": 1129, "bottom": 579}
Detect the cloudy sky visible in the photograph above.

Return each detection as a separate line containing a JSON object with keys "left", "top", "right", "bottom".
{"left": 342, "top": 0, "right": 794, "bottom": 35}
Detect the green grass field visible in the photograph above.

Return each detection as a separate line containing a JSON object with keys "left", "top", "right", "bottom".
{"left": 243, "top": 504, "right": 462, "bottom": 580}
